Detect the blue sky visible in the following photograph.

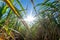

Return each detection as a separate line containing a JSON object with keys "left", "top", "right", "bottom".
{"left": 15, "top": 0, "right": 45, "bottom": 17}
{"left": 15, "top": 0, "right": 54, "bottom": 16}
{"left": 16, "top": 0, "right": 44, "bottom": 10}
{"left": 0, "top": 0, "right": 54, "bottom": 19}
{"left": 16, "top": 0, "right": 54, "bottom": 9}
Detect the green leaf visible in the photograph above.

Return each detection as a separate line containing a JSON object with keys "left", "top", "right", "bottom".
{"left": 35, "top": 0, "right": 50, "bottom": 7}
{"left": 0, "top": 2, "right": 5, "bottom": 19}
{"left": 2, "top": 5, "right": 8, "bottom": 14}
{"left": 4, "top": 0, "right": 29, "bottom": 30}
{"left": 16, "top": 0, "right": 26, "bottom": 14}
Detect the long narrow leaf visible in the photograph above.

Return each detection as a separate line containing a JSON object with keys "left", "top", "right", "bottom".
{"left": 4, "top": 0, "right": 20, "bottom": 17}
{"left": 4, "top": 0, "right": 29, "bottom": 30}
{"left": 16, "top": 0, "right": 26, "bottom": 14}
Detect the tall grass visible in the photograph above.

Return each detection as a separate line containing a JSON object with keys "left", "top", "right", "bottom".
{"left": 0, "top": 0, "right": 60, "bottom": 40}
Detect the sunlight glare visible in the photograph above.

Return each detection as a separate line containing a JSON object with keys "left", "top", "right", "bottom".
{"left": 24, "top": 15, "right": 35, "bottom": 22}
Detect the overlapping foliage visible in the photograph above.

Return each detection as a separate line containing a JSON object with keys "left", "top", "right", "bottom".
{"left": 0, "top": 0, "right": 60, "bottom": 40}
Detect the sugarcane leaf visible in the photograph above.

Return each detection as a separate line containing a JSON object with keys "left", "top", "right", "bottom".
{"left": 2, "top": 5, "right": 8, "bottom": 14}
{"left": 35, "top": 0, "right": 50, "bottom": 7}
{"left": 4, "top": 0, "right": 29, "bottom": 30}
{"left": 16, "top": 0, "right": 26, "bottom": 14}
{"left": 4, "top": 0, "right": 20, "bottom": 17}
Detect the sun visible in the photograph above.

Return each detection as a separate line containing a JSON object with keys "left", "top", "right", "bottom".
{"left": 24, "top": 15, "right": 35, "bottom": 23}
